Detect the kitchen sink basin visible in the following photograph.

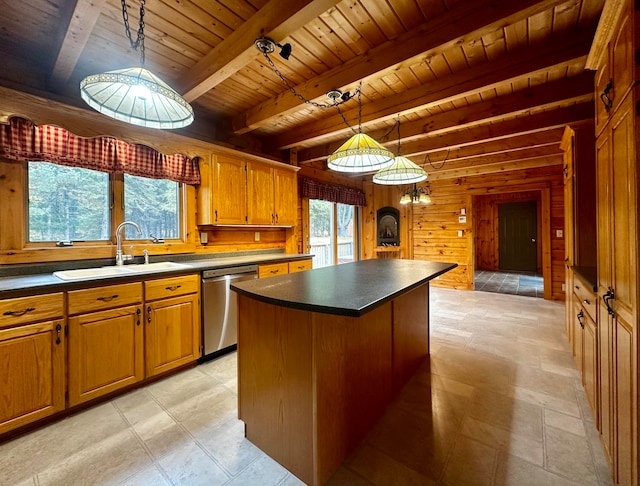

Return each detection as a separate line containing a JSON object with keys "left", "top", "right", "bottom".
{"left": 124, "top": 261, "right": 191, "bottom": 273}
{"left": 53, "top": 261, "right": 190, "bottom": 281}
{"left": 53, "top": 266, "right": 135, "bottom": 281}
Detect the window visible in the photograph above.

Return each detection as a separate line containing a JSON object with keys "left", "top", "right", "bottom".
{"left": 124, "top": 174, "right": 180, "bottom": 240}
{"left": 309, "top": 199, "right": 358, "bottom": 268}
{"left": 27, "top": 162, "right": 181, "bottom": 244}
{"left": 28, "top": 162, "right": 110, "bottom": 242}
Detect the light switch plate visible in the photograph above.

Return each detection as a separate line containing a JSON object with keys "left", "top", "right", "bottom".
{"left": 255, "top": 231, "right": 260, "bottom": 241}
{"left": 556, "top": 229, "right": 563, "bottom": 238}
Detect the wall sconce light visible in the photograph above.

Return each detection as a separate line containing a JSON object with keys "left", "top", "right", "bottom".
{"left": 400, "top": 183, "right": 432, "bottom": 205}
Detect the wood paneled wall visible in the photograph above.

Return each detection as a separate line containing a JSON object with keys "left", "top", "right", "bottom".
{"left": 410, "top": 165, "right": 565, "bottom": 300}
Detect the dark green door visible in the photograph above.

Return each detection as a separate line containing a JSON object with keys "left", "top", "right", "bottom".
{"left": 498, "top": 201, "right": 537, "bottom": 272}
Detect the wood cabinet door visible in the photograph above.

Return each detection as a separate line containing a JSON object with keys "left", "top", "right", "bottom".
{"left": 572, "top": 301, "right": 584, "bottom": 371}
{"left": 0, "top": 320, "right": 65, "bottom": 434}
{"left": 68, "top": 305, "right": 144, "bottom": 406}
{"left": 247, "top": 163, "right": 274, "bottom": 225}
{"left": 594, "top": 50, "right": 611, "bottom": 137}
{"left": 611, "top": 6, "right": 634, "bottom": 114}
{"left": 582, "top": 310, "right": 598, "bottom": 424}
{"left": 145, "top": 294, "right": 200, "bottom": 377}
{"left": 212, "top": 155, "right": 247, "bottom": 225}
{"left": 273, "top": 168, "right": 297, "bottom": 226}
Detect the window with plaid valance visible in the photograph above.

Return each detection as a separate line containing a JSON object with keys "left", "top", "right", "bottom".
{"left": 299, "top": 177, "right": 367, "bottom": 206}
{"left": 0, "top": 116, "right": 200, "bottom": 185}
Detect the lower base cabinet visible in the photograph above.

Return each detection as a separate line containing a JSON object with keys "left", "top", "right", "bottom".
{"left": 68, "top": 304, "right": 144, "bottom": 407}
{"left": 144, "top": 275, "right": 200, "bottom": 377}
{"left": 0, "top": 320, "right": 66, "bottom": 435}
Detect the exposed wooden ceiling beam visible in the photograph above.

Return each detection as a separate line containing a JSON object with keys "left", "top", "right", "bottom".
{"left": 50, "top": 0, "right": 103, "bottom": 89}
{"left": 232, "top": 0, "right": 575, "bottom": 135}
{"left": 179, "top": 0, "right": 342, "bottom": 102}
{"left": 272, "top": 30, "right": 593, "bottom": 149}
{"left": 425, "top": 154, "right": 563, "bottom": 181}
{"left": 296, "top": 103, "right": 592, "bottom": 164}
{"left": 401, "top": 102, "right": 594, "bottom": 155}
{"left": 364, "top": 73, "right": 592, "bottom": 146}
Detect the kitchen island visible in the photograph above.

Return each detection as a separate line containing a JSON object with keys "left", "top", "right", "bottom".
{"left": 231, "top": 259, "right": 456, "bottom": 486}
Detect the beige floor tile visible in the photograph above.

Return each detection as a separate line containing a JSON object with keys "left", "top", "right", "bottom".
{"left": 157, "top": 441, "right": 230, "bottom": 485}
{"left": 494, "top": 452, "right": 582, "bottom": 485}
{"left": 441, "top": 435, "right": 498, "bottom": 486}
{"left": 510, "top": 364, "right": 579, "bottom": 402}
{"left": 224, "top": 454, "right": 290, "bottom": 485}
{"left": 37, "top": 429, "right": 152, "bottom": 486}
{"left": 545, "top": 425, "right": 600, "bottom": 485}
{"left": 545, "top": 409, "right": 587, "bottom": 437}
{"left": 117, "top": 464, "right": 172, "bottom": 486}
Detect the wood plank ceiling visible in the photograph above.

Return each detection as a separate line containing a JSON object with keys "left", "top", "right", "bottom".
{"left": 0, "top": 0, "right": 603, "bottom": 180}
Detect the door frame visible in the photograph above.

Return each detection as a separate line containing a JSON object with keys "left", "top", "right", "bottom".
{"left": 470, "top": 184, "right": 552, "bottom": 300}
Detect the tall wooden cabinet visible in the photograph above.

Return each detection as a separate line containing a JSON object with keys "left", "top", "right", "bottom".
{"left": 587, "top": 0, "right": 640, "bottom": 483}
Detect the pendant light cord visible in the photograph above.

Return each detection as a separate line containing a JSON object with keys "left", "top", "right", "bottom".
{"left": 122, "top": 0, "right": 146, "bottom": 66}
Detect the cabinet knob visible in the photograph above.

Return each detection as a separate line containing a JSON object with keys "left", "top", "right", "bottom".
{"left": 583, "top": 299, "right": 590, "bottom": 305}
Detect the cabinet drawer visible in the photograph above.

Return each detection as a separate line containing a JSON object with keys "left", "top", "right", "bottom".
{"left": 573, "top": 278, "right": 596, "bottom": 322}
{"left": 288, "top": 259, "right": 312, "bottom": 273}
{"left": 68, "top": 283, "right": 142, "bottom": 315}
{"left": 0, "top": 293, "right": 63, "bottom": 328}
{"left": 145, "top": 274, "right": 199, "bottom": 301}
{"left": 259, "top": 262, "right": 289, "bottom": 278}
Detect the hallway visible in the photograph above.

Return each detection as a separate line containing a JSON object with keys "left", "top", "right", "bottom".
{"left": 474, "top": 270, "right": 544, "bottom": 298}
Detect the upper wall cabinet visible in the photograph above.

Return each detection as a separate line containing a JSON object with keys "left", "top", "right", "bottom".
{"left": 198, "top": 154, "right": 298, "bottom": 227}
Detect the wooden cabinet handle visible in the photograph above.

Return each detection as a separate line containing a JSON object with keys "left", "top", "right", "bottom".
{"left": 147, "top": 306, "right": 152, "bottom": 323}
{"left": 165, "top": 285, "right": 181, "bottom": 291}
{"left": 603, "top": 287, "right": 615, "bottom": 317}
{"left": 270, "top": 269, "right": 279, "bottom": 274}
{"left": 136, "top": 308, "right": 141, "bottom": 326}
{"left": 55, "top": 323, "right": 62, "bottom": 344}
{"left": 3, "top": 307, "right": 35, "bottom": 317}
{"left": 600, "top": 79, "right": 613, "bottom": 113}
{"left": 97, "top": 294, "right": 118, "bottom": 302}
{"left": 577, "top": 310, "right": 584, "bottom": 329}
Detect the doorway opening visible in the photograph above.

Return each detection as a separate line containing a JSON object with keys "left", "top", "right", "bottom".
{"left": 473, "top": 192, "right": 544, "bottom": 298}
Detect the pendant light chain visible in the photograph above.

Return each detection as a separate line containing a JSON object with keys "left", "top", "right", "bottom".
{"left": 121, "top": 0, "right": 146, "bottom": 66}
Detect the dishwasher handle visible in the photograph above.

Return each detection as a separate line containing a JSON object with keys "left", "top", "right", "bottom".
{"left": 202, "top": 264, "right": 258, "bottom": 280}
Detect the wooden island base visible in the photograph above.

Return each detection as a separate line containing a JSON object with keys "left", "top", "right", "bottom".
{"left": 237, "top": 283, "right": 430, "bottom": 485}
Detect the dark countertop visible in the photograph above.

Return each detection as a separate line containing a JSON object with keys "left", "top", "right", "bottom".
{"left": 572, "top": 265, "right": 597, "bottom": 292}
{"left": 0, "top": 252, "right": 313, "bottom": 298}
{"left": 231, "top": 259, "right": 457, "bottom": 317}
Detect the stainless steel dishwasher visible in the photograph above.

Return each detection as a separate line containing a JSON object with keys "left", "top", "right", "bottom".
{"left": 200, "top": 264, "right": 258, "bottom": 361}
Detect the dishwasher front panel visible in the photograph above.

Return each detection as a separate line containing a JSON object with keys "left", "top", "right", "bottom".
{"left": 201, "top": 270, "right": 257, "bottom": 359}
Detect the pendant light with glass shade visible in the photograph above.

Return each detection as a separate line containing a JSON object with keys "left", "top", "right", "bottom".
{"left": 327, "top": 88, "right": 394, "bottom": 173}
{"left": 373, "top": 116, "right": 428, "bottom": 185}
{"left": 80, "top": 0, "right": 194, "bottom": 129}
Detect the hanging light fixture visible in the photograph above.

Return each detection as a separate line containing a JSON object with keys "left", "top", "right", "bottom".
{"left": 373, "top": 116, "right": 427, "bottom": 184}
{"left": 254, "top": 37, "right": 391, "bottom": 173}
{"left": 327, "top": 88, "right": 394, "bottom": 173}
{"left": 400, "top": 183, "right": 432, "bottom": 205}
{"left": 80, "top": 0, "right": 193, "bottom": 129}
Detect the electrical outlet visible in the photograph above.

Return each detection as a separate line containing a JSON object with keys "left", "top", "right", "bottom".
{"left": 556, "top": 229, "right": 563, "bottom": 238}
{"left": 254, "top": 231, "right": 260, "bottom": 241}
{"left": 457, "top": 230, "right": 463, "bottom": 237}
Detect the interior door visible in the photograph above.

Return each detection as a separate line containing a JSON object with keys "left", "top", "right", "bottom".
{"left": 498, "top": 201, "right": 537, "bottom": 272}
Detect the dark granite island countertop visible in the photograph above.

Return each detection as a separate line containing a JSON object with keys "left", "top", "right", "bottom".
{"left": 231, "top": 259, "right": 457, "bottom": 317}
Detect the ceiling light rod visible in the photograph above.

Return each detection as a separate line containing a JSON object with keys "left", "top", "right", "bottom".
{"left": 79, "top": 0, "right": 194, "bottom": 129}
{"left": 255, "top": 37, "right": 355, "bottom": 110}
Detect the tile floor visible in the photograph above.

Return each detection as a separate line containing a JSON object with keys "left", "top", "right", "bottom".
{"left": 1, "top": 288, "right": 612, "bottom": 486}
{"left": 474, "top": 270, "right": 544, "bottom": 298}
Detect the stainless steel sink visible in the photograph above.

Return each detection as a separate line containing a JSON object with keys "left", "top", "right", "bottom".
{"left": 53, "top": 261, "right": 190, "bottom": 281}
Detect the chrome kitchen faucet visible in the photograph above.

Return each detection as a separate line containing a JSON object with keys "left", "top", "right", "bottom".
{"left": 115, "top": 221, "right": 142, "bottom": 265}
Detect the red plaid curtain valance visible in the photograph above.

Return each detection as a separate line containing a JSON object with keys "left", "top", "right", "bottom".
{"left": 0, "top": 116, "right": 200, "bottom": 185}
{"left": 300, "top": 177, "right": 367, "bottom": 207}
